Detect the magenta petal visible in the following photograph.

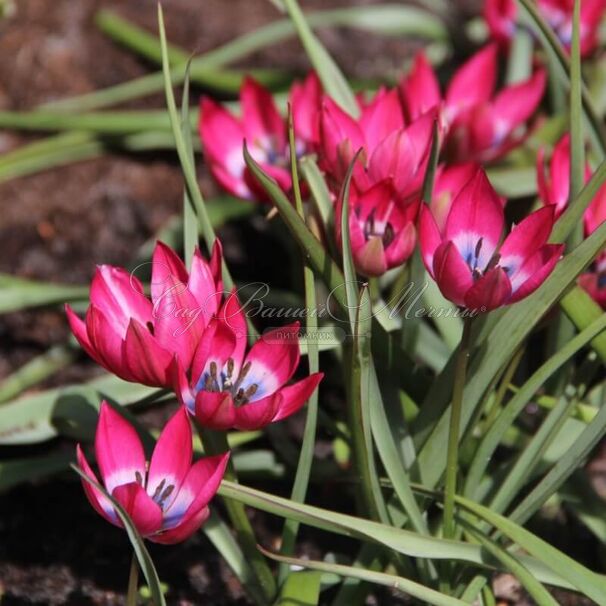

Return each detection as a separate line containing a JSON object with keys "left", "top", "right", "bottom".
{"left": 123, "top": 320, "right": 174, "bottom": 387}
{"left": 147, "top": 407, "right": 193, "bottom": 510}
{"left": 384, "top": 221, "right": 416, "bottom": 269}
{"left": 65, "top": 305, "right": 100, "bottom": 365}
{"left": 234, "top": 393, "right": 283, "bottom": 430}
{"left": 272, "top": 373, "right": 324, "bottom": 422}
{"left": 433, "top": 241, "right": 474, "bottom": 307}
{"left": 400, "top": 52, "right": 442, "bottom": 122}
{"left": 359, "top": 89, "right": 405, "bottom": 151}
{"left": 191, "top": 319, "right": 237, "bottom": 390}
{"left": 241, "top": 77, "right": 286, "bottom": 149}
{"left": 171, "top": 360, "right": 196, "bottom": 414}
{"left": 95, "top": 402, "right": 146, "bottom": 494}
{"left": 76, "top": 445, "right": 118, "bottom": 526}
{"left": 112, "top": 482, "right": 163, "bottom": 538}
{"left": 151, "top": 241, "right": 189, "bottom": 305}
{"left": 242, "top": 323, "right": 301, "bottom": 398}
{"left": 499, "top": 206, "right": 556, "bottom": 265}
{"left": 509, "top": 244, "right": 564, "bottom": 302}
{"left": 90, "top": 265, "right": 152, "bottom": 336}
{"left": 355, "top": 237, "right": 388, "bottom": 277}
{"left": 463, "top": 267, "right": 512, "bottom": 311}
{"left": 189, "top": 247, "right": 222, "bottom": 322}
{"left": 218, "top": 290, "right": 248, "bottom": 370}
{"left": 86, "top": 306, "right": 131, "bottom": 380}
{"left": 195, "top": 391, "right": 236, "bottom": 430}
{"left": 151, "top": 506, "right": 210, "bottom": 545}
{"left": 290, "top": 71, "right": 322, "bottom": 146}
{"left": 446, "top": 44, "right": 498, "bottom": 112}
{"left": 419, "top": 205, "right": 443, "bottom": 278}
{"left": 491, "top": 70, "right": 546, "bottom": 131}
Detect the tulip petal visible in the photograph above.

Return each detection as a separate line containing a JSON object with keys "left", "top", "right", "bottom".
{"left": 359, "top": 88, "right": 405, "bottom": 151}
{"left": 76, "top": 445, "right": 118, "bottom": 525}
{"left": 151, "top": 241, "right": 189, "bottom": 305}
{"left": 433, "top": 241, "right": 474, "bottom": 307}
{"left": 95, "top": 402, "right": 146, "bottom": 494}
{"left": 191, "top": 319, "right": 237, "bottom": 391}
{"left": 464, "top": 266, "right": 512, "bottom": 311}
{"left": 509, "top": 244, "right": 564, "bottom": 302}
{"left": 123, "top": 320, "right": 174, "bottom": 387}
{"left": 112, "top": 482, "right": 163, "bottom": 537}
{"left": 147, "top": 407, "right": 193, "bottom": 511}
{"left": 151, "top": 506, "right": 210, "bottom": 545}
{"left": 400, "top": 52, "right": 442, "bottom": 122}
{"left": 195, "top": 391, "right": 236, "bottom": 430}
{"left": 355, "top": 237, "right": 388, "bottom": 277}
{"left": 272, "top": 373, "right": 324, "bottom": 422}
{"left": 419, "top": 204, "right": 443, "bottom": 277}
{"left": 241, "top": 77, "right": 286, "bottom": 150}
{"left": 234, "top": 392, "right": 283, "bottom": 430}
{"left": 65, "top": 304, "right": 100, "bottom": 364}
{"left": 290, "top": 71, "right": 322, "bottom": 146}
{"left": 86, "top": 305, "right": 131, "bottom": 380}
{"left": 218, "top": 290, "right": 249, "bottom": 371}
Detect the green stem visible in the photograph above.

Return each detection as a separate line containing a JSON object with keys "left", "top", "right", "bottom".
{"left": 443, "top": 316, "right": 473, "bottom": 541}
{"left": 126, "top": 554, "right": 139, "bottom": 606}
{"left": 200, "top": 428, "right": 276, "bottom": 605}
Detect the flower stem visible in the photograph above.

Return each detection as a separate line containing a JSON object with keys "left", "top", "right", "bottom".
{"left": 199, "top": 428, "right": 275, "bottom": 606}
{"left": 126, "top": 554, "right": 139, "bottom": 606}
{"left": 443, "top": 316, "right": 473, "bottom": 540}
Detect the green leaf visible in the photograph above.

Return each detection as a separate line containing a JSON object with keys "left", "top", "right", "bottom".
{"left": 218, "top": 480, "right": 581, "bottom": 590}
{"left": 464, "top": 311, "right": 606, "bottom": 498}
{"left": 282, "top": 0, "right": 359, "bottom": 117}
{"left": 276, "top": 569, "right": 321, "bottom": 606}
{"left": 300, "top": 155, "right": 334, "bottom": 233}
{"left": 568, "top": 0, "right": 584, "bottom": 207}
{"left": 261, "top": 547, "right": 466, "bottom": 606}
{"left": 0, "top": 453, "right": 73, "bottom": 491}
{"left": 72, "top": 465, "right": 166, "bottom": 606}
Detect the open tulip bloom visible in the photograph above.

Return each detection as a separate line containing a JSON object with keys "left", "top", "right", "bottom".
{"left": 77, "top": 403, "right": 229, "bottom": 544}
{"left": 400, "top": 45, "right": 546, "bottom": 163}
{"left": 198, "top": 73, "right": 322, "bottom": 202}
{"left": 537, "top": 134, "right": 606, "bottom": 307}
{"left": 420, "top": 168, "right": 564, "bottom": 311}
{"left": 66, "top": 241, "right": 223, "bottom": 388}
{"left": 484, "top": 0, "right": 606, "bottom": 56}
{"left": 173, "top": 294, "right": 323, "bottom": 431}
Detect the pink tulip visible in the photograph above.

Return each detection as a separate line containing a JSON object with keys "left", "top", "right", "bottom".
{"left": 66, "top": 242, "right": 223, "bottom": 387}
{"left": 336, "top": 181, "right": 418, "bottom": 277}
{"left": 77, "top": 403, "right": 228, "bottom": 544}
{"left": 399, "top": 45, "right": 546, "bottom": 163}
{"left": 199, "top": 73, "right": 322, "bottom": 202}
{"left": 484, "top": 0, "right": 606, "bottom": 57}
{"left": 579, "top": 191, "right": 606, "bottom": 307}
{"left": 420, "top": 168, "right": 563, "bottom": 311}
{"left": 173, "top": 293, "right": 323, "bottom": 430}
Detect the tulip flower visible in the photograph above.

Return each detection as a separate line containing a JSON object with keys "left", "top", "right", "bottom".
{"left": 420, "top": 168, "right": 563, "bottom": 311}
{"left": 399, "top": 45, "right": 546, "bottom": 163}
{"left": 579, "top": 185, "right": 606, "bottom": 307}
{"left": 173, "top": 294, "right": 323, "bottom": 430}
{"left": 66, "top": 241, "right": 223, "bottom": 387}
{"left": 77, "top": 403, "right": 228, "bottom": 544}
{"left": 336, "top": 180, "right": 418, "bottom": 277}
{"left": 484, "top": 0, "right": 606, "bottom": 57}
{"left": 199, "top": 73, "right": 322, "bottom": 201}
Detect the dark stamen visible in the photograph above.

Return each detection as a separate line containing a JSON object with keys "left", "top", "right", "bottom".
{"left": 135, "top": 471, "right": 144, "bottom": 486}
{"left": 152, "top": 479, "right": 165, "bottom": 501}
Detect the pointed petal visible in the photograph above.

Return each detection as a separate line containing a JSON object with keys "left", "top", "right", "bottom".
{"left": 241, "top": 323, "right": 301, "bottom": 399}
{"left": 433, "top": 241, "right": 474, "bottom": 307}
{"left": 151, "top": 506, "right": 210, "bottom": 544}
{"left": 86, "top": 305, "right": 131, "bottom": 380}
{"left": 234, "top": 392, "right": 283, "bottom": 430}
{"left": 419, "top": 204, "right": 443, "bottom": 277}
{"left": 90, "top": 266, "right": 152, "bottom": 336}
{"left": 123, "top": 320, "right": 174, "bottom": 387}
{"left": 464, "top": 267, "right": 512, "bottom": 311}
{"left": 95, "top": 402, "right": 146, "bottom": 494}
{"left": 355, "top": 237, "right": 388, "bottom": 277}
{"left": 190, "top": 319, "right": 237, "bottom": 391}
{"left": 147, "top": 407, "right": 193, "bottom": 510}
{"left": 400, "top": 52, "right": 442, "bottom": 122}
{"left": 151, "top": 241, "right": 189, "bottom": 305}
{"left": 188, "top": 248, "right": 222, "bottom": 322}
{"left": 195, "top": 391, "right": 236, "bottom": 430}
{"left": 272, "top": 373, "right": 324, "bottom": 422}
{"left": 218, "top": 290, "right": 248, "bottom": 370}
{"left": 76, "top": 445, "right": 118, "bottom": 525}
{"left": 509, "top": 244, "right": 564, "bottom": 302}
{"left": 290, "top": 71, "right": 323, "bottom": 147}
{"left": 112, "top": 482, "right": 163, "bottom": 538}
{"left": 359, "top": 89, "right": 405, "bottom": 151}
{"left": 241, "top": 77, "right": 286, "bottom": 149}
{"left": 446, "top": 44, "right": 498, "bottom": 112}
{"left": 384, "top": 221, "right": 416, "bottom": 269}
{"left": 171, "top": 360, "right": 197, "bottom": 414}
{"left": 65, "top": 304, "right": 100, "bottom": 364}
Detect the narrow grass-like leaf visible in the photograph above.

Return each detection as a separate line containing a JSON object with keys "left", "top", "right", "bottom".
{"left": 261, "top": 547, "right": 466, "bottom": 606}
{"left": 72, "top": 465, "right": 166, "bottom": 606}
{"left": 568, "top": 0, "right": 584, "bottom": 207}
{"left": 282, "top": 0, "right": 359, "bottom": 117}
{"left": 276, "top": 570, "right": 321, "bottom": 606}
{"left": 461, "top": 522, "right": 559, "bottom": 606}
{"left": 218, "top": 480, "right": 578, "bottom": 590}
{"left": 300, "top": 156, "right": 333, "bottom": 234}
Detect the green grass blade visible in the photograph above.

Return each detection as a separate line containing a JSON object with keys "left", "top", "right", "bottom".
{"left": 282, "top": 0, "right": 359, "bottom": 117}
{"left": 464, "top": 312, "right": 606, "bottom": 497}
{"left": 568, "top": 0, "right": 584, "bottom": 208}
{"left": 261, "top": 547, "right": 466, "bottom": 606}
{"left": 276, "top": 570, "right": 321, "bottom": 606}
{"left": 72, "top": 465, "right": 166, "bottom": 606}
{"left": 300, "top": 156, "right": 333, "bottom": 233}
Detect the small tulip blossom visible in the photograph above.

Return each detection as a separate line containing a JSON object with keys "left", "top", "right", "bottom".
{"left": 199, "top": 73, "right": 322, "bottom": 201}
{"left": 173, "top": 294, "right": 323, "bottom": 430}
{"left": 399, "top": 45, "right": 546, "bottom": 163}
{"left": 66, "top": 242, "right": 223, "bottom": 387}
{"left": 77, "top": 403, "right": 228, "bottom": 544}
{"left": 537, "top": 134, "right": 606, "bottom": 307}
{"left": 484, "top": 0, "right": 606, "bottom": 57}
{"left": 420, "top": 168, "right": 563, "bottom": 311}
